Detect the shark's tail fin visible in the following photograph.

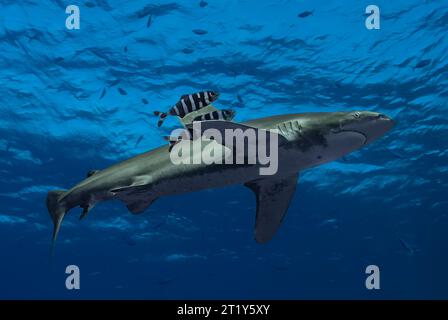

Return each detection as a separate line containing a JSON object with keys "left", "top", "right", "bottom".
{"left": 154, "top": 111, "right": 168, "bottom": 127}
{"left": 46, "top": 190, "right": 68, "bottom": 251}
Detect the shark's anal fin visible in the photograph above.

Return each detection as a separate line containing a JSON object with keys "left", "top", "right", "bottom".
{"left": 79, "top": 203, "right": 96, "bottom": 220}
{"left": 245, "top": 173, "right": 299, "bottom": 243}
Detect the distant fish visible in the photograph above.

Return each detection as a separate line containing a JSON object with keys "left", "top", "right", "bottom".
{"left": 193, "top": 29, "right": 208, "bottom": 35}
{"left": 237, "top": 94, "right": 244, "bottom": 103}
{"left": 297, "top": 11, "right": 313, "bottom": 18}
{"left": 319, "top": 218, "right": 337, "bottom": 227}
{"left": 54, "top": 57, "right": 64, "bottom": 63}
{"left": 142, "top": 98, "right": 149, "bottom": 105}
{"left": 314, "top": 35, "right": 328, "bottom": 41}
{"left": 199, "top": 0, "right": 208, "bottom": 7}
{"left": 333, "top": 81, "right": 342, "bottom": 88}
{"left": 398, "top": 237, "right": 415, "bottom": 256}
{"left": 99, "top": 87, "right": 106, "bottom": 99}
{"left": 182, "top": 48, "right": 194, "bottom": 54}
{"left": 153, "top": 91, "right": 219, "bottom": 127}
{"left": 84, "top": 1, "right": 95, "bottom": 8}
{"left": 388, "top": 149, "right": 406, "bottom": 159}
{"left": 146, "top": 15, "right": 152, "bottom": 28}
{"left": 117, "top": 87, "right": 127, "bottom": 95}
{"left": 135, "top": 135, "right": 144, "bottom": 147}
{"left": 124, "top": 235, "right": 137, "bottom": 247}
{"left": 124, "top": 46, "right": 128, "bottom": 53}
{"left": 108, "top": 78, "right": 120, "bottom": 87}
{"left": 415, "top": 59, "right": 431, "bottom": 69}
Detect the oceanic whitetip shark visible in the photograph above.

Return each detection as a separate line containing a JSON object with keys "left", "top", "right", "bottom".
{"left": 46, "top": 109, "right": 394, "bottom": 246}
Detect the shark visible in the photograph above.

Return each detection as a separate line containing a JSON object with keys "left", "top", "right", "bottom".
{"left": 46, "top": 110, "right": 394, "bottom": 246}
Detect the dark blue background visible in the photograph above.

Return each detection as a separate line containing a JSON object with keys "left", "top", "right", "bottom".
{"left": 0, "top": 0, "right": 447, "bottom": 299}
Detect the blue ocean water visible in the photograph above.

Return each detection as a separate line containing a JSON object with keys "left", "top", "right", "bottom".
{"left": 0, "top": 0, "right": 447, "bottom": 299}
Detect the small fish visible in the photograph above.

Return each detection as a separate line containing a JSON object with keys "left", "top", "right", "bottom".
{"left": 124, "top": 46, "right": 128, "bottom": 53}
{"left": 141, "top": 98, "right": 149, "bottom": 105}
{"left": 182, "top": 48, "right": 194, "bottom": 54}
{"left": 117, "top": 87, "right": 127, "bottom": 95}
{"left": 54, "top": 57, "right": 64, "bottom": 63}
{"left": 193, "top": 29, "right": 208, "bottom": 35}
{"left": 193, "top": 109, "right": 235, "bottom": 122}
{"left": 146, "top": 15, "right": 152, "bottom": 28}
{"left": 124, "top": 235, "right": 137, "bottom": 247}
{"left": 297, "top": 11, "right": 313, "bottom": 18}
{"left": 236, "top": 94, "right": 243, "bottom": 103}
{"left": 84, "top": 1, "right": 95, "bottom": 8}
{"left": 99, "top": 87, "right": 106, "bottom": 99}
{"left": 199, "top": 0, "right": 208, "bottom": 7}
{"left": 135, "top": 135, "right": 144, "bottom": 147}
{"left": 415, "top": 59, "right": 431, "bottom": 69}
{"left": 399, "top": 237, "right": 415, "bottom": 256}
{"left": 153, "top": 91, "right": 219, "bottom": 127}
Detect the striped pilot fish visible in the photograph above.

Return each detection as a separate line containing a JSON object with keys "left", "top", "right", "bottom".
{"left": 192, "top": 109, "right": 235, "bottom": 122}
{"left": 154, "top": 91, "right": 219, "bottom": 127}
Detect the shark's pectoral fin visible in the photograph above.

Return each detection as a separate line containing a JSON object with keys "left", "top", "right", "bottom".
{"left": 245, "top": 173, "right": 299, "bottom": 244}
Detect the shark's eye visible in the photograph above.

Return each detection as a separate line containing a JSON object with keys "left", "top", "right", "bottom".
{"left": 353, "top": 112, "right": 361, "bottom": 119}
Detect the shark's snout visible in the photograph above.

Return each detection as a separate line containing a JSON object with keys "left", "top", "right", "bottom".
{"left": 342, "top": 111, "right": 394, "bottom": 145}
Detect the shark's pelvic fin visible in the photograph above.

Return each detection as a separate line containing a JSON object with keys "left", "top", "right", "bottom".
{"left": 125, "top": 197, "right": 157, "bottom": 214}
{"left": 245, "top": 173, "right": 299, "bottom": 243}
{"left": 111, "top": 181, "right": 157, "bottom": 215}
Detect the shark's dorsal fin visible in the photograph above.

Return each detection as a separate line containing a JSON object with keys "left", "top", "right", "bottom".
{"left": 245, "top": 173, "right": 298, "bottom": 243}
{"left": 196, "top": 120, "right": 289, "bottom": 150}
{"left": 179, "top": 104, "right": 218, "bottom": 127}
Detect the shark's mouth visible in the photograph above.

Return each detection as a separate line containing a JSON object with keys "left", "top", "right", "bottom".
{"left": 339, "top": 130, "right": 368, "bottom": 145}
{"left": 331, "top": 128, "right": 368, "bottom": 146}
